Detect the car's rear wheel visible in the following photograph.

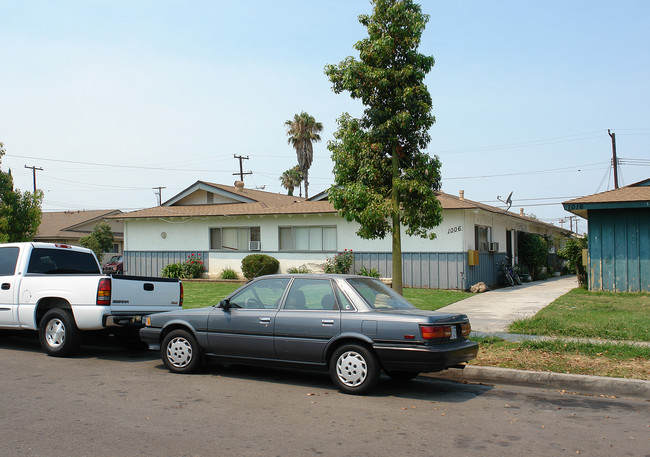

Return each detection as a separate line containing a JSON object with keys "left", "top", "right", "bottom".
{"left": 39, "top": 309, "right": 81, "bottom": 357}
{"left": 162, "top": 329, "right": 202, "bottom": 373}
{"left": 386, "top": 371, "right": 420, "bottom": 382}
{"left": 330, "top": 344, "right": 379, "bottom": 395}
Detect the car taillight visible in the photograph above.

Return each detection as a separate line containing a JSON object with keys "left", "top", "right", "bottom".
{"left": 179, "top": 282, "right": 184, "bottom": 307}
{"left": 97, "top": 278, "right": 111, "bottom": 306}
{"left": 460, "top": 322, "right": 472, "bottom": 337}
{"left": 420, "top": 324, "right": 452, "bottom": 340}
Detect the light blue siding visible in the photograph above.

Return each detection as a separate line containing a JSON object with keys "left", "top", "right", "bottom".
{"left": 589, "top": 209, "right": 650, "bottom": 292}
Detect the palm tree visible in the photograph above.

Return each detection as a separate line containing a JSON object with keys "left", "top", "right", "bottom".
{"left": 279, "top": 166, "right": 303, "bottom": 196}
{"left": 285, "top": 112, "right": 323, "bottom": 199}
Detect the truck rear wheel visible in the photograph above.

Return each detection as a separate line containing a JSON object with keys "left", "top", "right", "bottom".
{"left": 39, "top": 309, "right": 81, "bottom": 357}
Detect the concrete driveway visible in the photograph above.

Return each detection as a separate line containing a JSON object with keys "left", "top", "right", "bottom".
{"left": 439, "top": 276, "right": 578, "bottom": 333}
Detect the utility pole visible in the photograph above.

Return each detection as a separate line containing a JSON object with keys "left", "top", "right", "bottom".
{"left": 24, "top": 165, "right": 43, "bottom": 193}
{"left": 153, "top": 186, "right": 166, "bottom": 206}
{"left": 233, "top": 155, "right": 252, "bottom": 182}
{"left": 608, "top": 129, "right": 619, "bottom": 189}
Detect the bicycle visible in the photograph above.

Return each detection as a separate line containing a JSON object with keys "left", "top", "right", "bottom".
{"left": 497, "top": 256, "right": 522, "bottom": 286}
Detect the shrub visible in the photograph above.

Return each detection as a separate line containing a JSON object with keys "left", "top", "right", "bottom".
{"left": 287, "top": 265, "right": 311, "bottom": 274}
{"left": 559, "top": 235, "right": 588, "bottom": 288}
{"left": 518, "top": 232, "right": 548, "bottom": 280}
{"left": 161, "top": 262, "right": 184, "bottom": 279}
{"left": 241, "top": 254, "right": 279, "bottom": 280}
{"left": 161, "top": 253, "right": 205, "bottom": 279}
{"left": 182, "top": 253, "right": 205, "bottom": 278}
{"left": 220, "top": 267, "right": 238, "bottom": 280}
{"left": 323, "top": 249, "right": 354, "bottom": 274}
{"left": 358, "top": 265, "right": 380, "bottom": 278}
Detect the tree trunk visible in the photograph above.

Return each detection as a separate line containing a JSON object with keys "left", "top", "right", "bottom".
{"left": 391, "top": 144, "right": 403, "bottom": 295}
{"left": 303, "top": 169, "right": 309, "bottom": 199}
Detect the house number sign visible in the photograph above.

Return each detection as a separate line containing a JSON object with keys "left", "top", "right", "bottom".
{"left": 447, "top": 226, "right": 462, "bottom": 234}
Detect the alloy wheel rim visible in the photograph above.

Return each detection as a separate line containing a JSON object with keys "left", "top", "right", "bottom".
{"left": 45, "top": 318, "right": 65, "bottom": 348}
{"left": 167, "top": 337, "right": 192, "bottom": 368}
{"left": 336, "top": 351, "right": 367, "bottom": 387}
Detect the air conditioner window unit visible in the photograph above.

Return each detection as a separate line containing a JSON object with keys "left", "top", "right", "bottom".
{"left": 249, "top": 241, "right": 261, "bottom": 251}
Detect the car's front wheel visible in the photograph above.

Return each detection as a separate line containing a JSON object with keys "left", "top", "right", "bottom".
{"left": 161, "top": 329, "right": 202, "bottom": 373}
{"left": 330, "top": 344, "right": 379, "bottom": 395}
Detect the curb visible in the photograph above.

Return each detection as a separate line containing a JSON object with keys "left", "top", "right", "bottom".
{"left": 425, "top": 366, "right": 650, "bottom": 400}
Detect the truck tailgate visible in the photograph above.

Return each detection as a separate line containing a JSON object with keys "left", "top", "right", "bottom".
{"left": 109, "top": 275, "right": 182, "bottom": 314}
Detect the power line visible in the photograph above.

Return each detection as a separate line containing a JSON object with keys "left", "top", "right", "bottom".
{"left": 444, "top": 162, "right": 608, "bottom": 180}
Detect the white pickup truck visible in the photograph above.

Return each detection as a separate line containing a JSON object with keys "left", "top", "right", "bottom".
{"left": 0, "top": 242, "right": 183, "bottom": 356}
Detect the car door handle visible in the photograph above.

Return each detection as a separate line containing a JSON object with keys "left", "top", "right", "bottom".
{"left": 321, "top": 319, "right": 335, "bottom": 326}
{"left": 1, "top": 283, "right": 10, "bottom": 290}
{"left": 259, "top": 317, "right": 271, "bottom": 323}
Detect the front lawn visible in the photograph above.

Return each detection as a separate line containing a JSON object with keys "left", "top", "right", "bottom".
{"left": 507, "top": 288, "right": 650, "bottom": 341}
{"left": 183, "top": 281, "right": 243, "bottom": 309}
{"left": 182, "top": 281, "right": 470, "bottom": 311}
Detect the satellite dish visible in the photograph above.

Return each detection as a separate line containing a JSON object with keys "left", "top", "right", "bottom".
{"left": 497, "top": 191, "right": 514, "bottom": 212}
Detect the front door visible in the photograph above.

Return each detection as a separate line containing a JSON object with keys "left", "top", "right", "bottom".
{"left": 0, "top": 247, "right": 20, "bottom": 327}
{"left": 207, "top": 277, "right": 290, "bottom": 360}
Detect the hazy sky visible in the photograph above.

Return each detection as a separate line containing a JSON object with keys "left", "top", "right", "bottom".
{"left": 2, "top": 0, "right": 649, "bottom": 233}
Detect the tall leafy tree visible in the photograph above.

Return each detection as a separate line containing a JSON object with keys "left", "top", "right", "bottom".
{"left": 285, "top": 112, "right": 323, "bottom": 199}
{"left": 279, "top": 165, "right": 303, "bottom": 196}
{"left": 324, "top": 0, "right": 442, "bottom": 294}
{"left": 80, "top": 222, "right": 114, "bottom": 263}
{"left": 0, "top": 142, "right": 43, "bottom": 243}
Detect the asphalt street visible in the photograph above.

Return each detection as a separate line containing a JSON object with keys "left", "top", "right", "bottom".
{"left": 1, "top": 333, "right": 648, "bottom": 457}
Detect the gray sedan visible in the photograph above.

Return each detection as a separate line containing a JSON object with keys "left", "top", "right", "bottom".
{"left": 140, "top": 274, "right": 479, "bottom": 394}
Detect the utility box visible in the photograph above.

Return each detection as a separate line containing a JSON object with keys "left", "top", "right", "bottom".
{"left": 468, "top": 249, "right": 479, "bottom": 266}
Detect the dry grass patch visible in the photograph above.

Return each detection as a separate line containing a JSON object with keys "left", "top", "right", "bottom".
{"left": 471, "top": 338, "right": 650, "bottom": 380}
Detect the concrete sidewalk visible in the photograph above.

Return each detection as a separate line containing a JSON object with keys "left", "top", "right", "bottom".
{"left": 439, "top": 276, "right": 578, "bottom": 333}
{"left": 434, "top": 276, "right": 650, "bottom": 399}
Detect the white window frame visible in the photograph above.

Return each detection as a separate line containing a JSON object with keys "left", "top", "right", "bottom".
{"left": 278, "top": 226, "right": 337, "bottom": 252}
{"left": 210, "top": 226, "right": 261, "bottom": 251}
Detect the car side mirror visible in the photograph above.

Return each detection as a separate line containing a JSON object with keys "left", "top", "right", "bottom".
{"left": 219, "top": 299, "right": 231, "bottom": 310}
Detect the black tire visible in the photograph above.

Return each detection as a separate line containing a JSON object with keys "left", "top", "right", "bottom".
{"left": 330, "top": 344, "right": 380, "bottom": 395}
{"left": 512, "top": 271, "right": 522, "bottom": 285}
{"left": 386, "top": 371, "right": 420, "bottom": 382}
{"left": 504, "top": 270, "right": 515, "bottom": 287}
{"left": 39, "top": 309, "right": 82, "bottom": 357}
{"left": 161, "top": 329, "right": 202, "bottom": 374}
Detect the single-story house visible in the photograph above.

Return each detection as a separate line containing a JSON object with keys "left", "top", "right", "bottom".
{"left": 113, "top": 180, "right": 570, "bottom": 290}
{"left": 35, "top": 210, "right": 124, "bottom": 260}
{"left": 563, "top": 178, "right": 650, "bottom": 292}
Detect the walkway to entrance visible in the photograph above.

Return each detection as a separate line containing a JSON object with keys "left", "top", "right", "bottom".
{"left": 439, "top": 276, "right": 578, "bottom": 333}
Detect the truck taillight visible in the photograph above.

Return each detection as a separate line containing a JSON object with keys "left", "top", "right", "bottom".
{"left": 97, "top": 278, "right": 111, "bottom": 306}
{"left": 179, "top": 282, "right": 184, "bottom": 307}
{"left": 420, "top": 324, "right": 452, "bottom": 340}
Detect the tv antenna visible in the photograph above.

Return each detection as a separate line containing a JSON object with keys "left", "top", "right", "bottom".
{"left": 497, "top": 191, "right": 513, "bottom": 211}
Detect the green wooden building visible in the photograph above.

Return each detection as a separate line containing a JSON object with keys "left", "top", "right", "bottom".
{"left": 563, "top": 178, "right": 650, "bottom": 292}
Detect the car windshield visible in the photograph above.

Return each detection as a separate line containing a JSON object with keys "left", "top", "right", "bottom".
{"left": 346, "top": 277, "right": 416, "bottom": 310}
